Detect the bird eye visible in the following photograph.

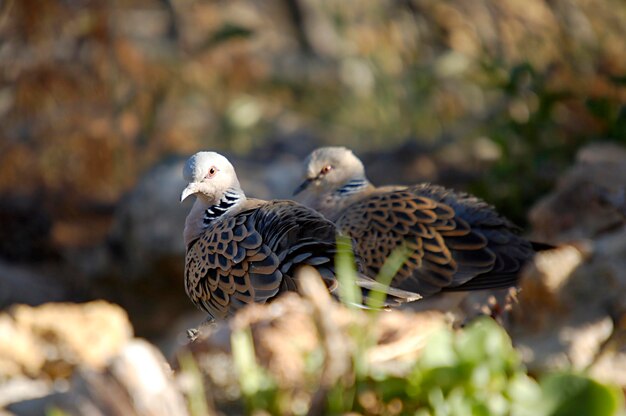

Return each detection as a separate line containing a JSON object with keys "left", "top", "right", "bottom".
{"left": 320, "top": 165, "right": 333, "bottom": 175}
{"left": 207, "top": 166, "right": 218, "bottom": 178}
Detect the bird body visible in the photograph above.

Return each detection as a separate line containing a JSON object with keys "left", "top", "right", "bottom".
{"left": 294, "top": 147, "right": 536, "bottom": 298}
{"left": 184, "top": 198, "right": 340, "bottom": 318}
{"left": 181, "top": 151, "right": 418, "bottom": 320}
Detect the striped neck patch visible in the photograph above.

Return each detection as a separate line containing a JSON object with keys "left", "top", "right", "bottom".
{"left": 203, "top": 189, "right": 242, "bottom": 224}
{"left": 335, "top": 179, "right": 369, "bottom": 196}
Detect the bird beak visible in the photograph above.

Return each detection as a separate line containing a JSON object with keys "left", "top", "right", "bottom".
{"left": 180, "top": 183, "right": 198, "bottom": 202}
{"left": 293, "top": 178, "right": 313, "bottom": 196}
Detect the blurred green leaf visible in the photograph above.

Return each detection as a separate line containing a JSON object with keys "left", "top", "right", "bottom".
{"left": 539, "top": 373, "right": 624, "bottom": 416}
{"left": 335, "top": 234, "right": 362, "bottom": 308}
{"left": 232, "top": 328, "right": 279, "bottom": 412}
{"left": 178, "top": 352, "right": 211, "bottom": 416}
{"left": 201, "top": 23, "right": 253, "bottom": 50}
{"left": 419, "top": 329, "right": 457, "bottom": 369}
{"left": 45, "top": 407, "right": 69, "bottom": 416}
{"left": 366, "top": 242, "right": 412, "bottom": 310}
{"left": 231, "top": 309, "right": 624, "bottom": 416}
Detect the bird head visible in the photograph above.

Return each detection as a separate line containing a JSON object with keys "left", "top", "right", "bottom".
{"left": 181, "top": 151, "right": 242, "bottom": 204}
{"left": 293, "top": 146, "right": 367, "bottom": 199}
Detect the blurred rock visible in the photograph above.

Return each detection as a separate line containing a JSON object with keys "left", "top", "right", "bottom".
{"left": 506, "top": 143, "right": 626, "bottom": 388}
{"left": 0, "top": 301, "right": 132, "bottom": 381}
{"left": 507, "top": 227, "right": 626, "bottom": 387}
{"left": 399, "top": 287, "right": 519, "bottom": 329}
{"left": 361, "top": 141, "right": 442, "bottom": 186}
{"left": 507, "top": 184, "right": 626, "bottom": 388}
{"left": 15, "top": 340, "right": 190, "bottom": 416}
{"left": 0, "top": 261, "right": 71, "bottom": 309}
{"left": 8, "top": 340, "right": 188, "bottom": 416}
{"left": 105, "top": 156, "right": 190, "bottom": 281}
{"left": 589, "top": 325, "right": 626, "bottom": 388}
{"left": 0, "top": 377, "right": 50, "bottom": 410}
{"left": 0, "top": 193, "right": 56, "bottom": 263}
{"left": 1, "top": 302, "right": 187, "bottom": 416}
{"left": 529, "top": 143, "right": 626, "bottom": 243}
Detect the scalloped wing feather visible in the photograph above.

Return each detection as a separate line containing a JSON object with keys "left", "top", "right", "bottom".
{"left": 335, "top": 185, "right": 532, "bottom": 297}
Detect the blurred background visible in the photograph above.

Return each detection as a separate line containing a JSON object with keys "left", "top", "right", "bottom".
{"left": 0, "top": 0, "right": 624, "bottom": 351}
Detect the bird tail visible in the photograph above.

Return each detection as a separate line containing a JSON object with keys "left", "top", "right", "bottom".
{"left": 354, "top": 273, "right": 422, "bottom": 307}
{"left": 312, "top": 266, "right": 421, "bottom": 308}
{"left": 530, "top": 240, "right": 556, "bottom": 251}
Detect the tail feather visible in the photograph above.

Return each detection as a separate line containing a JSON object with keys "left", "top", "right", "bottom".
{"left": 354, "top": 272, "right": 422, "bottom": 306}
{"left": 531, "top": 241, "right": 556, "bottom": 251}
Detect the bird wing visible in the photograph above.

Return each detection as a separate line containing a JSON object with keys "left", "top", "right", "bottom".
{"left": 336, "top": 186, "right": 509, "bottom": 297}
{"left": 407, "top": 184, "right": 535, "bottom": 292}
{"left": 185, "top": 200, "right": 340, "bottom": 319}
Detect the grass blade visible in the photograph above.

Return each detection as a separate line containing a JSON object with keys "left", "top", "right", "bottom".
{"left": 365, "top": 243, "right": 412, "bottom": 310}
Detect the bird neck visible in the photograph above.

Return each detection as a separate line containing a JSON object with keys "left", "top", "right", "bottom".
{"left": 317, "top": 178, "right": 373, "bottom": 220}
{"left": 202, "top": 188, "right": 244, "bottom": 223}
{"left": 334, "top": 178, "right": 371, "bottom": 196}
{"left": 184, "top": 187, "right": 245, "bottom": 247}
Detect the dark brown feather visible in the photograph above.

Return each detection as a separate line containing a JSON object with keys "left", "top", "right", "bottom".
{"left": 336, "top": 184, "right": 534, "bottom": 297}
{"left": 185, "top": 200, "right": 343, "bottom": 319}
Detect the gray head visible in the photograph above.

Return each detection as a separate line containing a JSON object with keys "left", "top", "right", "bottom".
{"left": 180, "top": 151, "right": 242, "bottom": 203}
{"left": 293, "top": 146, "right": 367, "bottom": 197}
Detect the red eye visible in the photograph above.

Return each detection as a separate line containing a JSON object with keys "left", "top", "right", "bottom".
{"left": 320, "top": 165, "right": 333, "bottom": 175}
{"left": 207, "top": 166, "right": 218, "bottom": 178}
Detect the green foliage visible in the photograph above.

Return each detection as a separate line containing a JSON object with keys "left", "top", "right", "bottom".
{"left": 202, "top": 23, "right": 254, "bottom": 50}
{"left": 470, "top": 61, "right": 626, "bottom": 225}
{"left": 539, "top": 373, "right": 624, "bottom": 416}
{"left": 335, "top": 235, "right": 363, "bottom": 308}
{"left": 45, "top": 407, "right": 70, "bottom": 416}
{"left": 226, "top": 253, "right": 624, "bottom": 415}
{"left": 365, "top": 241, "right": 412, "bottom": 311}
{"left": 232, "top": 329, "right": 280, "bottom": 413}
{"left": 230, "top": 316, "right": 623, "bottom": 415}
{"left": 345, "top": 319, "right": 623, "bottom": 416}
{"left": 178, "top": 352, "right": 211, "bottom": 416}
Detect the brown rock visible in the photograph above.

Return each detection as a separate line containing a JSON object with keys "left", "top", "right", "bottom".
{"left": 507, "top": 229, "right": 626, "bottom": 386}
{"left": 1, "top": 302, "right": 190, "bottom": 416}
{"left": 513, "top": 144, "right": 626, "bottom": 387}
{"left": 8, "top": 340, "right": 189, "bottom": 416}
{"left": 0, "top": 301, "right": 132, "bottom": 380}
{"left": 529, "top": 143, "right": 626, "bottom": 243}
{"left": 0, "top": 261, "right": 69, "bottom": 310}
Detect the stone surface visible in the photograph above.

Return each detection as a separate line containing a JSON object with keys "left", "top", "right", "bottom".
{"left": 509, "top": 227, "right": 626, "bottom": 386}
{"left": 0, "top": 260, "right": 73, "bottom": 310}
{"left": 529, "top": 143, "right": 626, "bottom": 243}
{"left": 509, "top": 143, "right": 626, "bottom": 387}
{"left": 0, "top": 194, "right": 56, "bottom": 263}
{"left": 1, "top": 302, "right": 187, "bottom": 416}
{"left": 0, "top": 301, "right": 132, "bottom": 380}
{"left": 8, "top": 340, "right": 189, "bottom": 416}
